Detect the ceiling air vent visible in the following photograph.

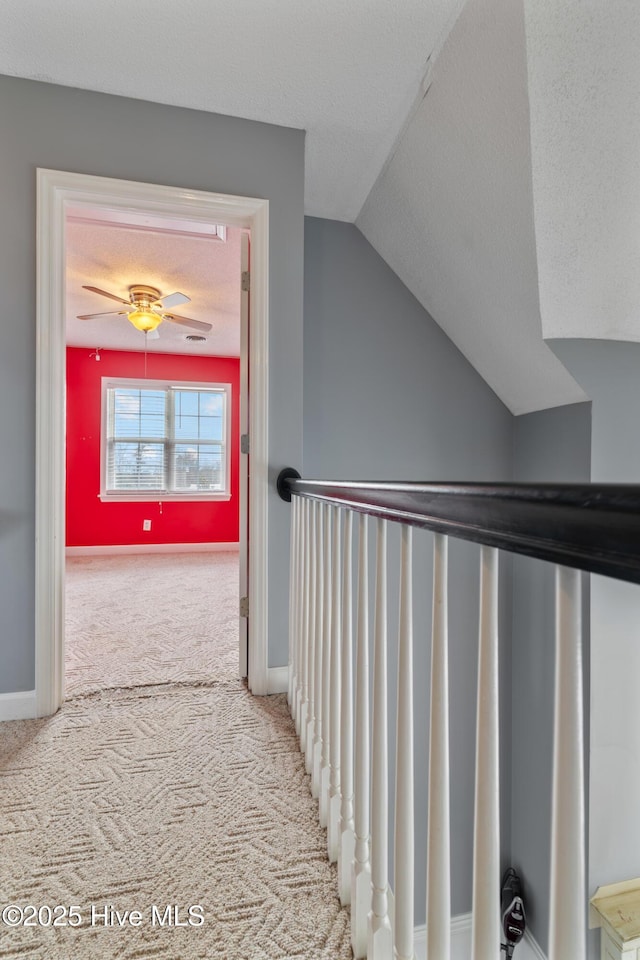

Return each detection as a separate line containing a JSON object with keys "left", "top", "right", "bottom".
{"left": 185, "top": 334, "right": 207, "bottom": 342}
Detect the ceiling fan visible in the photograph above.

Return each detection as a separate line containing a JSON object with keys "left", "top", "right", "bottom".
{"left": 77, "top": 284, "right": 212, "bottom": 339}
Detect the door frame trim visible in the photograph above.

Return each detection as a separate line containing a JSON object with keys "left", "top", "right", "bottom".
{"left": 35, "top": 168, "right": 270, "bottom": 715}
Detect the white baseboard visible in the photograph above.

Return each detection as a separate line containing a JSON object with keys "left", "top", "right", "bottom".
{"left": 0, "top": 690, "right": 37, "bottom": 721}
{"left": 66, "top": 542, "right": 240, "bottom": 557}
{"left": 414, "top": 912, "right": 471, "bottom": 960}
{"left": 414, "top": 912, "right": 545, "bottom": 960}
{"left": 267, "top": 665, "right": 289, "bottom": 694}
{"left": 521, "top": 929, "right": 547, "bottom": 960}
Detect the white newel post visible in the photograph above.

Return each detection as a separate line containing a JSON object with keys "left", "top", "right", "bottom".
{"left": 328, "top": 506, "right": 342, "bottom": 861}
{"left": 312, "top": 501, "right": 325, "bottom": 798}
{"left": 352, "top": 513, "right": 371, "bottom": 959}
{"left": 425, "top": 533, "right": 451, "bottom": 960}
{"left": 394, "top": 525, "right": 414, "bottom": 960}
{"left": 305, "top": 500, "right": 318, "bottom": 773}
{"left": 471, "top": 545, "right": 501, "bottom": 960}
{"left": 339, "top": 509, "right": 355, "bottom": 904}
{"left": 549, "top": 566, "right": 585, "bottom": 960}
{"left": 368, "top": 518, "right": 392, "bottom": 960}
{"left": 320, "top": 502, "right": 333, "bottom": 828}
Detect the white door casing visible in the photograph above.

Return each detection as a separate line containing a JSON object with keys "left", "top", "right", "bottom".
{"left": 36, "top": 168, "right": 270, "bottom": 716}
{"left": 238, "top": 230, "right": 250, "bottom": 678}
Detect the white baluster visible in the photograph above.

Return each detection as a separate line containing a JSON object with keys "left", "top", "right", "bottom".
{"left": 395, "top": 525, "right": 414, "bottom": 960}
{"left": 472, "top": 546, "right": 501, "bottom": 960}
{"left": 320, "top": 502, "right": 333, "bottom": 827}
{"left": 549, "top": 566, "right": 585, "bottom": 960}
{"left": 294, "top": 496, "right": 304, "bottom": 734}
{"left": 298, "top": 498, "right": 308, "bottom": 742}
{"left": 296, "top": 497, "right": 302, "bottom": 733}
{"left": 426, "top": 533, "right": 451, "bottom": 960}
{"left": 328, "top": 506, "right": 342, "bottom": 861}
{"left": 305, "top": 500, "right": 317, "bottom": 772}
{"left": 291, "top": 497, "right": 299, "bottom": 719}
{"left": 352, "top": 513, "right": 371, "bottom": 959}
{"left": 368, "top": 518, "right": 392, "bottom": 960}
{"left": 339, "top": 509, "right": 355, "bottom": 904}
{"left": 312, "top": 501, "right": 325, "bottom": 799}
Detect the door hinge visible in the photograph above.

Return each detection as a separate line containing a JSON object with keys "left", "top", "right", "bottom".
{"left": 241, "top": 434, "right": 250, "bottom": 455}
{"left": 241, "top": 270, "right": 250, "bottom": 292}
{"left": 240, "top": 595, "right": 249, "bottom": 618}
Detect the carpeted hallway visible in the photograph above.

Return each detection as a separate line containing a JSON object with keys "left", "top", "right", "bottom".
{"left": 64, "top": 552, "right": 240, "bottom": 696}
{"left": 0, "top": 552, "right": 352, "bottom": 959}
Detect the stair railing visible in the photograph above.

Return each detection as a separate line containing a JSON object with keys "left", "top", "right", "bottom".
{"left": 277, "top": 469, "right": 640, "bottom": 960}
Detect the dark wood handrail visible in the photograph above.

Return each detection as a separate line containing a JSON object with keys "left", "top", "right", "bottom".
{"left": 276, "top": 469, "right": 640, "bottom": 584}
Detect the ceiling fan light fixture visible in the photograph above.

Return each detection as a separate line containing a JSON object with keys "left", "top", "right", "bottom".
{"left": 80, "top": 284, "right": 211, "bottom": 335}
{"left": 128, "top": 309, "right": 162, "bottom": 333}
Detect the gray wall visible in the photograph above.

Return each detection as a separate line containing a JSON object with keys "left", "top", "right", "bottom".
{"left": 551, "top": 340, "right": 640, "bottom": 960}
{"left": 303, "top": 216, "right": 514, "bottom": 920}
{"left": 511, "top": 401, "right": 592, "bottom": 952}
{"left": 0, "top": 74, "right": 304, "bottom": 691}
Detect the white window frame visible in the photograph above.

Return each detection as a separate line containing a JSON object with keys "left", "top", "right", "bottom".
{"left": 100, "top": 377, "right": 232, "bottom": 502}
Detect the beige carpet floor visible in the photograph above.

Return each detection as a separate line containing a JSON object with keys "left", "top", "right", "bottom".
{"left": 0, "top": 554, "right": 352, "bottom": 959}
{"left": 65, "top": 552, "right": 239, "bottom": 697}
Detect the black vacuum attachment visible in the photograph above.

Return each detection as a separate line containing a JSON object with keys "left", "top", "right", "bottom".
{"left": 500, "top": 868, "right": 526, "bottom": 957}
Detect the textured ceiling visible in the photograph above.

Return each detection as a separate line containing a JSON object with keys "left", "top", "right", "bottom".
{"left": 358, "top": 0, "right": 586, "bottom": 415}
{"left": 525, "top": 0, "right": 640, "bottom": 343}
{"left": 66, "top": 215, "right": 242, "bottom": 357}
{"left": 0, "top": 0, "right": 465, "bottom": 221}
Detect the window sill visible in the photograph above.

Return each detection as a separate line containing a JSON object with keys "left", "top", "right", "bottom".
{"left": 99, "top": 492, "right": 231, "bottom": 503}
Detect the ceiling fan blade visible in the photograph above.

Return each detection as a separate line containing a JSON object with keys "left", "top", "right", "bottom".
{"left": 76, "top": 310, "right": 127, "bottom": 320}
{"left": 164, "top": 314, "right": 212, "bottom": 332}
{"left": 82, "top": 285, "right": 131, "bottom": 306}
{"left": 154, "top": 291, "right": 190, "bottom": 310}
{"left": 145, "top": 329, "right": 161, "bottom": 340}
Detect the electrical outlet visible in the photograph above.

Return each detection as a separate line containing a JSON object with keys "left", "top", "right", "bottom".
{"left": 143, "top": 519, "right": 152, "bottom": 532}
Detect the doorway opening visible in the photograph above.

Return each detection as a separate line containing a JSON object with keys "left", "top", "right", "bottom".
{"left": 63, "top": 208, "right": 245, "bottom": 696}
{"left": 36, "top": 170, "right": 270, "bottom": 716}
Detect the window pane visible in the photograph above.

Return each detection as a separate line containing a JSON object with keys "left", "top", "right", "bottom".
{"left": 200, "top": 392, "right": 224, "bottom": 440}
{"left": 110, "top": 442, "right": 165, "bottom": 489}
{"left": 200, "top": 392, "right": 224, "bottom": 417}
{"left": 175, "top": 390, "right": 198, "bottom": 417}
{"left": 198, "top": 409, "right": 223, "bottom": 441}
{"left": 172, "top": 443, "right": 222, "bottom": 491}
{"left": 173, "top": 390, "right": 223, "bottom": 441}
{"left": 113, "top": 389, "right": 166, "bottom": 439}
{"left": 174, "top": 414, "right": 200, "bottom": 440}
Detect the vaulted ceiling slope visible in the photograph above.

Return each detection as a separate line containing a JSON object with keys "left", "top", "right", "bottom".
{"left": 525, "top": 0, "right": 640, "bottom": 344}
{"left": 358, "top": 0, "right": 586, "bottom": 415}
{"left": 0, "top": 0, "right": 465, "bottom": 221}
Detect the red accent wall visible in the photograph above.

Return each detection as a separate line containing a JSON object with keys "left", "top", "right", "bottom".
{"left": 66, "top": 347, "right": 240, "bottom": 547}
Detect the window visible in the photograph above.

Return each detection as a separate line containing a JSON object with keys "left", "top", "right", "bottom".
{"left": 101, "top": 379, "right": 231, "bottom": 501}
